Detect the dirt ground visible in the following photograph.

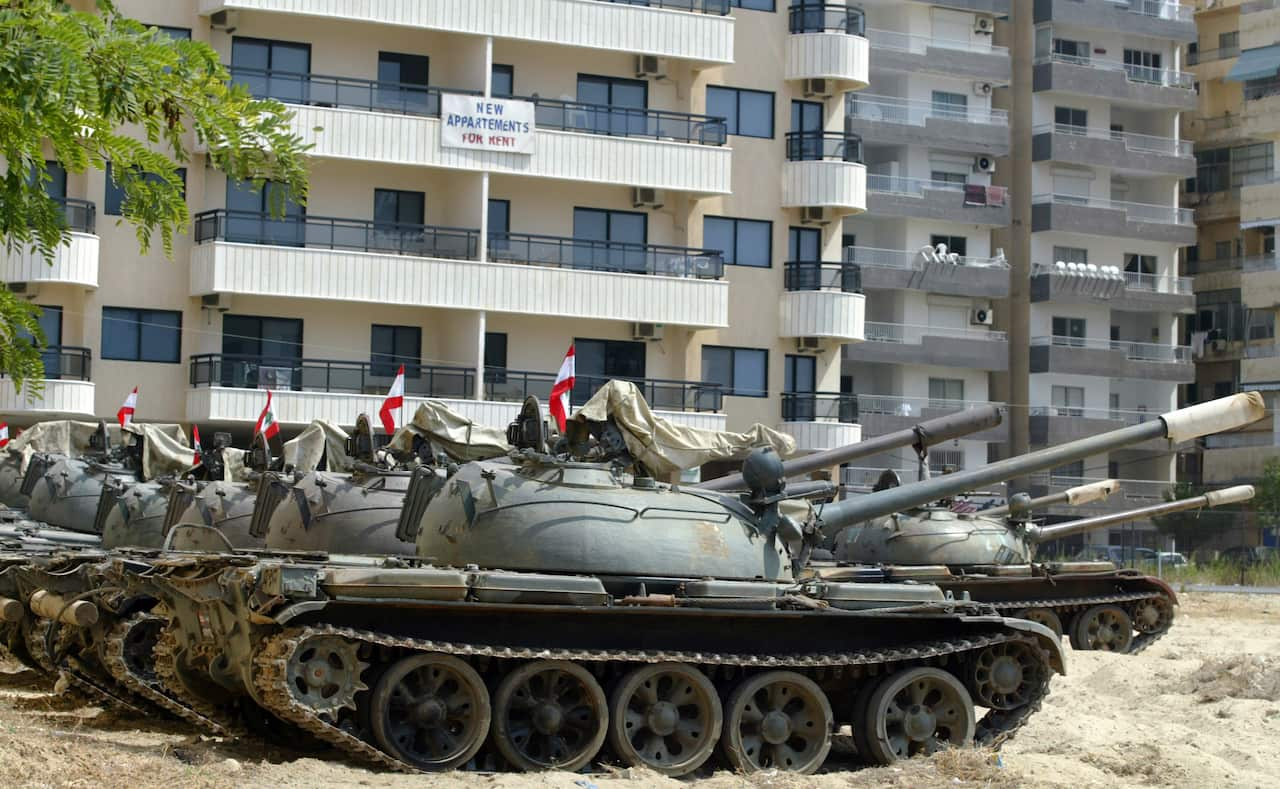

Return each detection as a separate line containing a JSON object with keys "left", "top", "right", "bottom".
{"left": 1, "top": 592, "right": 1277, "bottom": 789}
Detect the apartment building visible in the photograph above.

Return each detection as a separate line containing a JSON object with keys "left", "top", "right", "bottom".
{"left": 1, "top": 0, "right": 873, "bottom": 467}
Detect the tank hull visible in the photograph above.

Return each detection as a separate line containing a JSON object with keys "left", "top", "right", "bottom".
{"left": 0, "top": 455, "right": 29, "bottom": 509}
{"left": 263, "top": 471, "right": 411, "bottom": 556}
{"left": 99, "top": 481, "right": 172, "bottom": 550}
{"left": 26, "top": 458, "right": 137, "bottom": 534}
{"left": 167, "top": 480, "right": 265, "bottom": 551}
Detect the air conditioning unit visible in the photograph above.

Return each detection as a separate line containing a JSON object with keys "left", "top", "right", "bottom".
{"left": 973, "top": 81, "right": 994, "bottom": 96}
{"left": 974, "top": 15, "right": 995, "bottom": 35}
{"left": 796, "top": 336, "right": 823, "bottom": 353}
{"left": 635, "top": 55, "right": 667, "bottom": 79}
{"left": 632, "top": 187, "right": 665, "bottom": 209}
{"left": 971, "top": 307, "right": 994, "bottom": 325}
{"left": 973, "top": 155, "right": 996, "bottom": 174}
{"left": 209, "top": 10, "right": 239, "bottom": 32}
{"left": 201, "top": 293, "right": 233, "bottom": 312}
{"left": 802, "top": 78, "right": 831, "bottom": 98}
{"left": 633, "top": 322, "right": 664, "bottom": 342}
{"left": 801, "top": 206, "right": 830, "bottom": 225}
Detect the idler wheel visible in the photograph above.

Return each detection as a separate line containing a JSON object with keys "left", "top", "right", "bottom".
{"left": 370, "top": 653, "right": 491, "bottom": 771}
{"left": 607, "top": 663, "right": 721, "bottom": 777}
{"left": 720, "top": 670, "right": 832, "bottom": 774}
{"left": 860, "top": 666, "right": 975, "bottom": 764}
{"left": 1014, "top": 607, "right": 1064, "bottom": 639}
{"left": 1070, "top": 604, "right": 1134, "bottom": 652}
{"left": 107, "top": 613, "right": 165, "bottom": 683}
{"left": 966, "top": 641, "right": 1047, "bottom": 710}
{"left": 284, "top": 634, "right": 368, "bottom": 714}
{"left": 1128, "top": 595, "right": 1174, "bottom": 634}
{"left": 492, "top": 659, "right": 607, "bottom": 772}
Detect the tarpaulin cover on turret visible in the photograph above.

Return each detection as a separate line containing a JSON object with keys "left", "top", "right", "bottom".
{"left": 387, "top": 403, "right": 511, "bottom": 462}
{"left": 283, "top": 420, "right": 353, "bottom": 473}
{"left": 121, "top": 423, "right": 193, "bottom": 480}
{"left": 4, "top": 420, "right": 125, "bottom": 472}
{"left": 570, "top": 380, "right": 797, "bottom": 478}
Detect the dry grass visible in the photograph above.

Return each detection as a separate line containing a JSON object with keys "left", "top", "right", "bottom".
{"left": 1184, "top": 655, "right": 1280, "bottom": 703}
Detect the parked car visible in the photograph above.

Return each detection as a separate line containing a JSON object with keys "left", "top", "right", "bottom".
{"left": 1073, "top": 545, "right": 1157, "bottom": 565}
{"left": 1158, "top": 551, "right": 1188, "bottom": 567}
{"left": 1219, "top": 545, "right": 1278, "bottom": 565}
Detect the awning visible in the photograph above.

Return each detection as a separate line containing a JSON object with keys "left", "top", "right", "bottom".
{"left": 1242, "top": 381, "right": 1280, "bottom": 392}
{"left": 1226, "top": 44, "right": 1280, "bottom": 83}
{"left": 1241, "top": 217, "right": 1280, "bottom": 230}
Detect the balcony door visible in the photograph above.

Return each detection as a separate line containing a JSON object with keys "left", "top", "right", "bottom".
{"left": 373, "top": 188, "right": 425, "bottom": 253}
{"left": 574, "top": 338, "right": 645, "bottom": 404}
{"left": 377, "top": 51, "right": 430, "bottom": 113}
{"left": 221, "top": 314, "right": 303, "bottom": 389}
{"left": 784, "top": 354, "right": 816, "bottom": 420}
{"left": 790, "top": 100, "right": 823, "bottom": 159}
{"left": 577, "top": 74, "right": 647, "bottom": 136}
{"left": 19, "top": 306, "right": 63, "bottom": 379}
{"left": 573, "top": 207, "right": 646, "bottom": 273}
{"left": 231, "top": 37, "right": 311, "bottom": 103}
{"left": 226, "top": 178, "right": 305, "bottom": 246}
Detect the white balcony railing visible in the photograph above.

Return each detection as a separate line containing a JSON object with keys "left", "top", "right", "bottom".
{"left": 1033, "top": 122, "right": 1193, "bottom": 157}
{"left": 1032, "top": 193, "right": 1194, "bottom": 225}
{"left": 1203, "top": 432, "right": 1279, "bottom": 449}
{"left": 868, "top": 28, "right": 1009, "bottom": 57}
{"left": 1036, "top": 52, "right": 1194, "bottom": 90}
{"left": 1123, "top": 270, "right": 1194, "bottom": 294}
{"left": 1031, "top": 335, "right": 1192, "bottom": 363}
{"left": 865, "top": 321, "right": 1007, "bottom": 344}
{"left": 1122, "top": 0, "right": 1194, "bottom": 22}
{"left": 1029, "top": 405, "right": 1164, "bottom": 425}
{"left": 867, "top": 174, "right": 1008, "bottom": 208}
{"left": 847, "top": 94, "right": 1008, "bottom": 127}
{"left": 844, "top": 245, "right": 1008, "bottom": 271}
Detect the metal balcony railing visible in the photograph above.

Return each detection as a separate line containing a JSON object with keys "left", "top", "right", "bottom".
{"left": 229, "top": 65, "right": 728, "bottom": 145}
{"left": 52, "top": 198, "right": 96, "bottom": 234}
{"left": 489, "top": 232, "right": 724, "bottom": 278}
{"left": 864, "top": 322, "right": 1007, "bottom": 344}
{"left": 1033, "top": 122, "right": 1193, "bottom": 157}
{"left": 591, "top": 0, "right": 731, "bottom": 14}
{"left": 1031, "top": 335, "right": 1192, "bottom": 363}
{"left": 1035, "top": 53, "right": 1194, "bottom": 89}
{"left": 1029, "top": 405, "right": 1163, "bottom": 426}
{"left": 1119, "top": 0, "right": 1193, "bottom": 22}
{"left": 1030, "top": 474, "right": 1171, "bottom": 503}
{"left": 783, "top": 260, "right": 861, "bottom": 292}
{"left": 843, "top": 245, "right": 1008, "bottom": 270}
{"left": 781, "top": 391, "right": 859, "bottom": 423}
{"left": 1245, "top": 343, "right": 1280, "bottom": 359}
{"left": 1203, "top": 432, "right": 1278, "bottom": 449}
{"left": 1031, "top": 193, "right": 1194, "bottom": 225}
{"left": 788, "top": 3, "right": 866, "bottom": 35}
{"left": 785, "top": 131, "right": 863, "bottom": 162}
{"left": 868, "top": 174, "right": 1008, "bottom": 207}
{"left": 486, "top": 369, "right": 723, "bottom": 413}
{"left": 3, "top": 345, "right": 93, "bottom": 382}
{"left": 869, "top": 28, "right": 1009, "bottom": 57}
{"left": 846, "top": 94, "right": 1008, "bottom": 127}
{"left": 193, "top": 210, "right": 481, "bottom": 259}
{"left": 1242, "top": 255, "right": 1280, "bottom": 272}
{"left": 1187, "top": 45, "right": 1240, "bottom": 65}
{"left": 857, "top": 394, "right": 1003, "bottom": 418}
{"left": 1122, "top": 270, "right": 1194, "bottom": 294}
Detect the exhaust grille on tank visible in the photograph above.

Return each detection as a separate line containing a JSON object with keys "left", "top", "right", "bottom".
{"left": 249, "top": 472, "right": 290, "bottom": 539}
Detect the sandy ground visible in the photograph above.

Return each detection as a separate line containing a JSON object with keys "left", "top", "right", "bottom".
{"left": 1, "top": 593, "right": 1277, "bottom": 789}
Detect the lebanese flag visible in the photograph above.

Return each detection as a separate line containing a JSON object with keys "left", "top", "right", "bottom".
{"left": 548, "top": 344, "right": 575, "bottom": 432}
{"left": 254, "top": 389, "right": 280, "bottom": 440}
{"left": 0, "top": 421, "right": 9, "bottom": 449}
{"left": 379, "top": 364, "right": 405, "bottom": 435}
{"left": 117, "top": 387, "right": 138, "bottom": 427}
{"left": 192, "top": 425, "right": 203, "bottom": 467}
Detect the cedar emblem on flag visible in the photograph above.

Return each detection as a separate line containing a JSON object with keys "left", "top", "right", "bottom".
{"left": 255, "top": 390, "right": 280, "bottom": 440}
{"left": 379, "top": 364, "right": 406, "bottom": 435}
{"left": 192, "top": 425, "right": 203, "bottom": 467}
{"left": 117, "top": 387, "right": 138, "bottom": 427}
{"left": 549, "top": 344, "right": 576, "bottom": 433}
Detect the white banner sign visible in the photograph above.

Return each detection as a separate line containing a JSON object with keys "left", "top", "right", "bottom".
{"left": 441, "top": 93, "right": 536, "bottom": 154}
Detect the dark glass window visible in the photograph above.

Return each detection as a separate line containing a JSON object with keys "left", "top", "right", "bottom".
{"left": 784, "top": 354, "right": 815, "bottom": 392}
{"left": 230, "top": 37, "right": 311, "bottom": 102}
{"left": 707, "top": 86, "right": 774, "bottom": 138}
{"left": 32, "top": 161, "right": 67, "bottom": 199}
{"left": 225, "top": 179, "right": 305, "bottom": 245}
{"left": 790, "top": 99, "right": 823, "bottom": 133}
{"left": 220, "top": 315, "right": 302, "bottom": 388}
{"left": 932, "top": 91, "right": 967, "bottom": 117}
{"left": 374, "top": 189, "right": 425, "bottom": 226}
{"left": 102, "top": 307, "right": 182, "bottom": 363}
{"left": 788, "top": 226, "right": 821, "bottom": 260}
{"left": 1054, "top": 106, "right": 1087, "bottom": 129}
{"left": 577, "top": 74, "right": 648, "bottom": 135}
{"left": 491, "top": 64, "right": 514, "bottom": 97}
{"left": 573, "top": 207, "right": 647, "bottom": 271}
{"left": 575, "top": 338, "right": 646, "bottom": 401}
{"left": 154, "top": 25, "right": 191, "bottom": 40}
{"left": 25, "top": 306, "right": 64, "bottom": 378}
{"left": 1052, "top": 316, "right": 1086, "bottom": 346}
{"left": 484, "top": 332, "right": 508, "bottom": 369}
{"left": 488, "top": 199, "right": 510, "bottom": 236}
{"left": 1052, "top": 38, "right": 1088, "bottom": 59}
{"left": 105, "top": 163, "right": 186, "bottom": 216}
{"left": 702, "top": 346, "right": 768, "bottom": 397}
{"left": 704, "top": 216, "right": 771, "bottom": 267}
{"left": 930, "top": 235, "right": 967, "bottom": 256}
{"left": 371, "top": 324, "right": 421, "bottom": 378}
{"left": 1124, "top": 253, "right": 1157, "bottom": 275}
{"left": 731, "top": 0, "right": 775, "bottom": 10}
{"left": 378, "top": 52, "right": 429, "bottom": 86}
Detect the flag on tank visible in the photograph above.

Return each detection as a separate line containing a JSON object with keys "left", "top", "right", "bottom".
{"left": 192, "top": 425, "right": 203, "bottom": 467}
{"left": 549, "top": 344, "right": 576, "bottom": 432}
{"left": 0, "top": 421, "right": 8, "bottom": 449}
{"left": 379, "top": 364, "right": 405, "bottom": 435}
{"left": 117, "top": 387, "right": 138, "bottom": 427}
{"left": 255, "top": 390, "right": 280, "bottom": 440}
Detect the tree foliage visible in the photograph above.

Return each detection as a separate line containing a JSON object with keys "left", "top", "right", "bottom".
{"left": 0, "top": 0, "right": 309, "bottom": 392}
{"left": 1253, "top": 456, "right": 1280, "bottom": 532}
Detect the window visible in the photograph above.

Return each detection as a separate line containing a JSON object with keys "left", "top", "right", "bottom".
{"left": 105, "top": 163, "right": 187, "bottom": 216}
{"left": 704, "top": 216, "right": 772, "bottom": 268}
{"left": 491, "top": 64, "right": 514, "bottom": 98}
{"left": 225, "top": 179, "right": 305, "bottom": 245}
{"left": 783, "top": 355, "right": 816, "bottom": 420}
{"left": 488, "top": 199, "right": 510, "bottom": 252}
{"left": 1053, "top": 246, "right": 1088, "bottom": 265}
{"left": 1052, "top": 316, "right": 1086, "bottom": 346}
{"left": 1214, "top": 380, "right": 1235, "bottom": 398}
{"left": 575, "top": 338, "right": 646, "bottom": 400}
{"left": 30, "top": 160, "right": 66, "bottom": 199}
{"left": 153, "top": 25, "right": 191, "bottom": 40}
{"left": 376, "top": 52, "right": 430, "bottom": 112}
{"left": 731, "top": 0, "right": 775, "bottom": 10}
{"left": 1124, "top": 253, "right": 1156, "bottom": 275}
{"left": 1052, "top": 385, "right": 1085, "bottom": 417}
{"left": 1054, "top": 106, "right": 1087, "bottom": 130}
{"left": 574, "top": 207, "right": 647, "bottom": 271}
{"left": 1231, "top": 142, "right": 1274, "bottom": 188}
{"left": 931, "top": 170, "right": 968, "bottom": 185}
{"left": 702, "top": 346, "right": 768, "bottom": 398}
{"left": 1191, "top": 147, "right": 1230, "bottom": 194}
{"left": 1221, "top": 31, "right": 1240, "bottom": 52}
{"left": 1051, "top": 460, "right": 1085, "bottom": 480}
{"left": 374, "top": 189, "right": 425, "bottom": 226}
{"left": 928, "top": 378, "right": 964, "bottom": 404}
{"left": 378, "top": 52, "right": 428, "bottom": 87}
{"left": 1214, "top": 240, "right": 1234, "bottom": 260}
{"left": 790, "top": 100, "right": 822, "bottom": 133}
{"left": 707, "top": 86, "right": 774, "bottom": 139}
{"left": 371, "top": 325, "right": 421, "bottom": 378}
{"left": 1052, "top": 38, "right": 1089, "bottom": 59}
{"left": 932, "top": 91, "right": 967, "bottom": 118}
{"left": 1123, "top": 49, "right": 1162, "bottom": 83}
{"left": 484, "top": 332, "right": 508, "bottom": 370}
{"left": 578, "top": 74, "right": 647, "bottom": 135}
{"left": 930, "top": 235, "right": 967, "bottom": 256}
{"left": 230, "top": 37, "right": 311, "bottom": 103}
{"left": 787, "top": 226, "right": 820, "bottom": 261}
{"left": 102, "top": 307, "right": 182, "bottom": 363}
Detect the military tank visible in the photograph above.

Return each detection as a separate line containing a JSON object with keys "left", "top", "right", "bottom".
{"left": 1, "top": 420, "right": 130, "bottom": 509}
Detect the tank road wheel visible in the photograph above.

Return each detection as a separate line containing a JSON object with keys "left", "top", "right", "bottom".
{"left": 720, "top": 670, "right": 833, "bottom": 774}
{"left": 1013, "top": 607, "right": 1063, "bottom": 639}
{"left": 1069, "top": 604, "right": 1134, "bottom": 653}
{"left": 966, "top": 641, "right": 1048, "bottom": 711}
{"left": 492, "top": 659, "right": 608, "bottom": 772}
{"left": 108, "top": 613, "right": 166, "bottom": 683}
{"left": 861, "top": 667, "right": 975, "bottom": 765}
{"left": 1128, "top": 595, "right": 1174, "bottom": 634}
{"left": 369, "top": 653, "right": 491, "bottom": 771}
{"left": 607, "top": 663, "right": 722, "bottom": 777}
{"left": 284, "top": 634, "right": 369, "bottom": 715}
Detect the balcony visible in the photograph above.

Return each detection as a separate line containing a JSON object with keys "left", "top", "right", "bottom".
{"left": 867, "top": 28, "right": 1010, "bottom": 82}
{"left": 867, "top": 175, "right": 1010, "bottom": 226}
{"left": 1032, "top": 53, "right": 1196, "bottom": 110}
{"left": 1240, "top": 255, "right": 1280, "bottom": 310}
{"left": 1030, "top": 263, "right": 1194, "bottom": 313}
{"left": 0, "top": 347, "right": 94, "bottom": 417}
{"left": 782, "top": 132, "right": 867, "bottom": 216}
{"left": 1027, "top": 474, "right": 1174, "bottom": 516}
{"left": 843, "top": 322, "right": 1008, "bottom": 371}
{"left": 1184, "top": 187, "right": 1241, "bottom": 225}
{"left": 1029, "top": 405, "right": 1170, "bottom": 448}
{"left": 1033, "top": 0, "right": 1195, "bottom": 40}
{"left": 190, "top": 210, "right": 729, "bottom": 328}
{"left": 1030, "top": 194, "right": 1196, "bottom": 244}
{"left": 1182, "top": 112, "right": 1256, "bottom": 147}
{"left": 1029, "top": 336, "right": 1194, "bottom": 381}
{"left": 231, "top": 67, "right": 731, "bottom": 195}
{"left": 786, "top": 4, "right": 870, "bottom": 90}
{"left": 856, "top": 394, "right": 1008, "bottom": 443}
{"left": 778, "top": 392, "right": 861, "bottom": 452}
{"left": 779, "top": 261, "right": 866, "bottom": 342}
{"left": 1241, "top": 174, "right": 1280, "bottom": 227}
{"left": 187, "top": 355, "right": 727, "bottom": 431}
{"left": 2, "top": 199, "right": 99, "bottom": 288}
{"left": 847, "top": 245, "right": 1010, "bottom": 298}
{"left": 1032, "top": 123, "right": 1193, "bottom": 177}
{"left": 200, "top": 0, "right": 734, "bottom": 65}
{"left": 845, "top": 94, "right": 1009, "bottom": 155}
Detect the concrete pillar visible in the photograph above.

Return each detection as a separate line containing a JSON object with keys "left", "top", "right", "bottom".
{"left": 1005, "top": 3, "right": 1034, "bottom": 482}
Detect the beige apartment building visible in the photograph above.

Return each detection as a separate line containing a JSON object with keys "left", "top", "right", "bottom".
{"left": 1, "top": 0, "right": 876, "bottom": 459}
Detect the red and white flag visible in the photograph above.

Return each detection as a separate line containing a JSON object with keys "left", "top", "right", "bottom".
{"left": 379, "top": 364, "right": 405, "bottom": 435}
{"left": 0, "top": 421, "right": 9, "bottom": 449}
{"left": 549, "top": 344, "right": 576, "bottom": 432}
{"left": 255, "top": 390, "right": 280, "bottom": 440}
{"left": 191, "top": 425, "right": 203, "bottom": 467}
{"left": 117, "top": 387, "right": 138, "bottom": 427}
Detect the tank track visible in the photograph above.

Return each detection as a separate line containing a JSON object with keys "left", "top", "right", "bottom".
{"left": 252, "top": 623, "right": 1055, "bottom": 773}
{"left": 100, "top": 613, "right": 235, "bottom": 737}
{"left": 60, "top": 662, "right": 152, "bottom": 717}
{"left": 152, "top": 626, "right": 244, "bottom": 735}
{"left": 988, "top": 590, "right": 1174, "bottom": 653}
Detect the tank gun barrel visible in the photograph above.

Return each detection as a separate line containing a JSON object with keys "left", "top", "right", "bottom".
{"left": 979, "top": 478, "right": 1119, "bottom": 518}
{"left": 1030, "top": 485, "right": 1255, "bottom": 543}
{"left": 697, "top": 405, "right": 1002, "bottom": 491}
{"left": 817, "top": 393, "right": 1265, "bottom": 535}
